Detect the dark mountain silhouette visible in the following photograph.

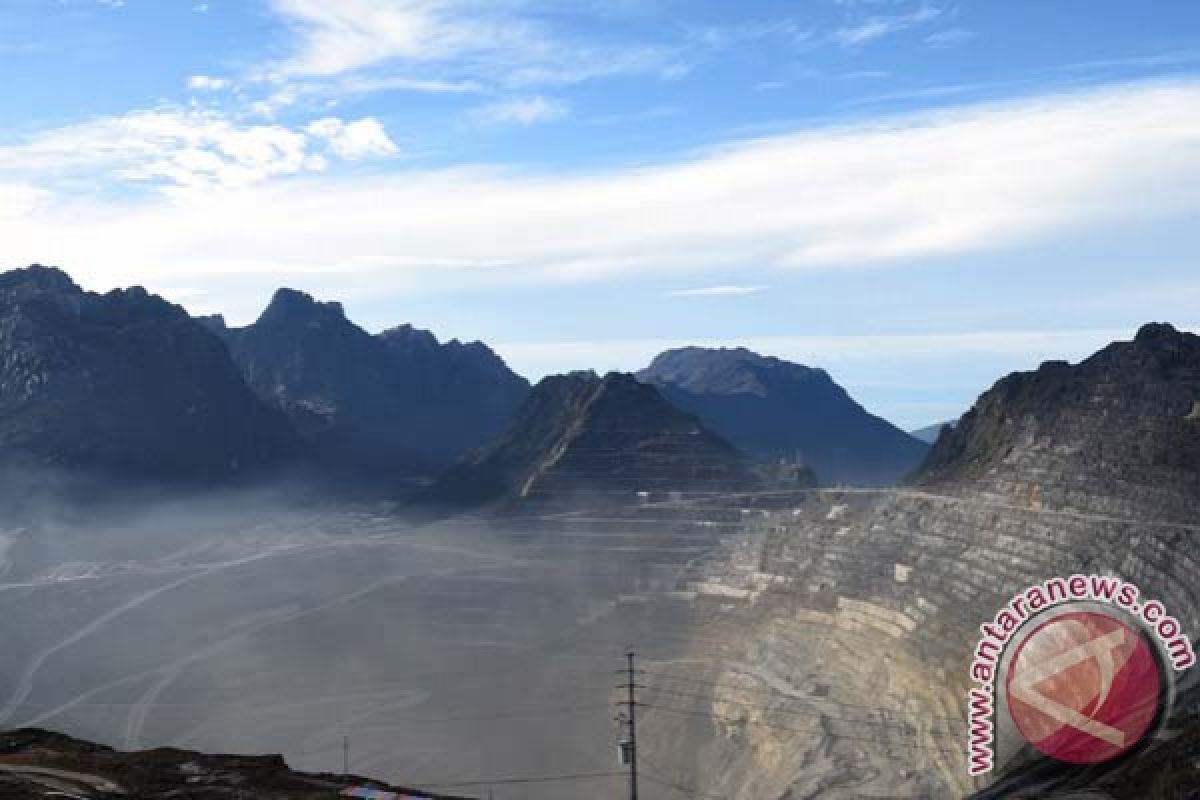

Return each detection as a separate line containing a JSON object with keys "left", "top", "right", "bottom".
{"left": 208, "top": 289, "right": 528, "bottom": 476}
{"left": 425, "top": 371, "right": 761, "bottom": 509}
{"left": 0, "top": 265, "right": 301, "bottom": 482}
{"left": 637, "top": 347, "right": 928, "bottom": 486}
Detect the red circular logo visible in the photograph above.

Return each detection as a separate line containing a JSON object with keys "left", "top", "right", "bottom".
{"left": 1005, "top": 611, "right": 1162, "bottom": 764}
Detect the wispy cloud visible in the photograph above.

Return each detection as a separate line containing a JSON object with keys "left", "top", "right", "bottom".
{"left": 689, "top": 19, "right": 812, "bottom": 50}
{"left": 262, "top": 0, "right": 682, "bottom": 91}
{"left": 471, "top": 96, "right": 569, "bottom": 126}
{"left": 3, "top": 80, "right": 1200, "bottom": 300}
{"left": 834, "top": 5, "right": 941, "bottom": 47}
{"left": 926, "top": 28, "right": 975, "bottom": 48}
{"left": 667, "top": 286, "right": 766, "bottom": 297}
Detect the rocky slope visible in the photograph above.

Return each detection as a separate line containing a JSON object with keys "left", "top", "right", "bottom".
{"left": 207, "top": 289, "right": 528, "bottom": 476}
{"left": 425, "top": 371, "right": 765, "bottom": 509}
{"left": 629, "top": 324, "right": 1200, "bottom": 799}
{"left": 638, "top": 347, "right": 928, "bottom": 486}
{"left": 0, "top": 728, "right": 472, "bottom": 799}
{"left": 0, "top": 265, "right": 300, "bottom": 482}
{"left": 916, "top": 322, "right": 1200, "bottom": 522}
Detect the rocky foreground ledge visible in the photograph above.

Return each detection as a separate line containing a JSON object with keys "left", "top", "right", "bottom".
{"left": 0, "top": 729, "right": 473, "bottom": 800}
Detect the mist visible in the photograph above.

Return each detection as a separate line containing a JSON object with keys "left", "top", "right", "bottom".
{"left": 0, "top": 465, "right": 733, "bottom": 799}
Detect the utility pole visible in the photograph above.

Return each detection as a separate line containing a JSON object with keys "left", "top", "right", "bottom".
{"left": 623, "top": 651, "right": 639, "bottom": 800}
{"left": 343, "top": 734, "right": 350, "bottom": 776}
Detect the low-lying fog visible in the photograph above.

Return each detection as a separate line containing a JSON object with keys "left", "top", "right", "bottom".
{"left": 0, "top": 468, "right": 734, "bottom": 799}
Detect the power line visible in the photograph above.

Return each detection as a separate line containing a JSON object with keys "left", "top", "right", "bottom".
{"left": 641, "top": 771, "right": 726, "bottom": 799}
{"left": 414, "top": 770, "right": 625, "bottom": 788}
{"left": 633, "top": 687, "right": 959, "bottom": 738}
{"left": 641, "top": 703, "right": 963, "bottom": 758}
{"left": 634, "top": 670, "right": 964, "bottom": 726}
{"left": 343, "top": 704, "right": 613, "bottom": 728}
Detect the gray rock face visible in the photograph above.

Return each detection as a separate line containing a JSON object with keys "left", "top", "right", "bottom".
{"left": 214, "top": 288, "right": 529, "bottom": 476}
{"left": 0, "top": 265, "right": 301, "bottom": 482}
{"left": 638, "top": 347, "right": 929, "bottom": 486}
{"left": 916, "top": 322, "right": 1200, "bottom": 523}
{"left": 425, "top": 371, "right": 762, "bottom": 508}
{"left": 630, "top": 325, "right": 1200, "bottom": 799}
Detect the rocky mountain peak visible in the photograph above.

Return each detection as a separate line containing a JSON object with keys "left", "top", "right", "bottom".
{"left": 0, "top": 266, "right": 302, "bottom": 482}
{"left": 378, "top": 323, "right": 440, "bottom": 351}
{"left": 0, "top": 264, "right": 80, "bottom": 294}
{"left": 212, "top": 291, "right": 528, "bottom": 475}
{"left": 422, "top": 369, "right": 758, "bottom": 510}
{"left": 916, "top": 323, "right": 1200, "bottom": 520}
{"left": 638, "top": 346, "right": 926, "bottom": 486}
{"left": 641, "top": 346, "right": 832, "bottom": 398}
{"left": 257, "top": 287, "right": 347, "bottom": 328}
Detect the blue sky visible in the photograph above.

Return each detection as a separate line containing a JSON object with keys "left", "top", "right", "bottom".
{"left": 2, "top": 0, "right": 1200, "bottom": 428}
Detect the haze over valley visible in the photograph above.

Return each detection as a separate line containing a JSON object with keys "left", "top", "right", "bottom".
{"left": 0, "top": 264, "right": 1197, "bottom": 799}
{"left": 3, "top": 2, "right": 1200, "bottom": 797}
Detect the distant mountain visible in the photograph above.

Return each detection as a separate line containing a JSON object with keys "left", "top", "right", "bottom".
{"left": 425, "top": 371, "right": 761, "bottom": 509}
{"left": 637, "top": 347, "right": 928, "bottom": 486}
{"left": 208, "top": 289, "right": 528, "bottom": 475}
{"left": 910, "top": 420, "right": 955, "bottom": 444}
{"left": 916, "top": 322, "right": 1200, "bottom": 517}
{"left": 0, "top": 265, "right": 300, "bottom": 482}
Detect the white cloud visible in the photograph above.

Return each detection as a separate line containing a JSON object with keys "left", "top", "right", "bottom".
{"left": 188, "top": 75, "right": 230, "bottom": 91}
{"left": 3, "top": 80, "right": 1200, "bottom": 299}
{"left": 306, "top": 117, "right": 400, "bottom": 159}
{"left": 263, "top": 0, "right": 681, "bottom": 89}
{"left": 667, "top": 286, "right": 766, "bottom": 297}
{"left": 834, "top": 5, "right": 940, "bottom": 46}
{"left": 471, "top": 96, "right": 568, "bottom": 126}
{"left": 0, "top": 109, "right": 398, "bottom": 192}
{"left": 690, "top": 20, "right": 811, "bottom": 50}
{"left": 268, "top": 0, "right": 463, "bottom": 76}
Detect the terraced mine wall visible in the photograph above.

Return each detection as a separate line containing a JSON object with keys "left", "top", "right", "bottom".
{"left": 622, "top": 486, "right": 1200, "bottom": 800}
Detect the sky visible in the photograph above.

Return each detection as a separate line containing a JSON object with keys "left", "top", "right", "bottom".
{"left": 2, "top": 1, "right": 1200, "bottom": 428}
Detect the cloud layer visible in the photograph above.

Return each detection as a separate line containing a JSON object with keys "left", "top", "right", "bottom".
{"left": 2, "top": 80, "right": 1199, "bottom": 297}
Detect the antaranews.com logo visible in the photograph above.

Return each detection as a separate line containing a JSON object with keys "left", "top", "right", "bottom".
{"left": 967, "top": 574, "right": 1195, "bottom": 776}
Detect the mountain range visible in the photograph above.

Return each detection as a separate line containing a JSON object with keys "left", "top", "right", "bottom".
{"left": 204, "top": 288, "right": 528, "bottom": 477}
{"left": 0, "top": 265, "right": 934, "bottom": 495}
{"left": 0, "top": 265, "right": 300, "bottom": 482}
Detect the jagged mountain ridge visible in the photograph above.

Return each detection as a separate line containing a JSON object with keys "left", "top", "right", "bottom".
{"left": 0, "top": 265, "right": 301, "bottom": 482}
{"left": 637, "top": 346, "right": 929, "bottom": 486}
{"left": 205, "top": 288, "right": 529, "bottom": 475}
{"left": 425, "top": 370, "right": 762, "bottom": 508}
{"left": 916, "top": 322, "right": 1200, "bottom": 521}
